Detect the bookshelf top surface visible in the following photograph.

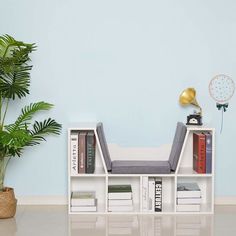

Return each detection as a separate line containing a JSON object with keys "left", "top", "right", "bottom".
{"left": 186, "top": 125, "right": 214, "bottom": 131}
{"left": 68, "top": 122, "right": 98, "bottom": 130}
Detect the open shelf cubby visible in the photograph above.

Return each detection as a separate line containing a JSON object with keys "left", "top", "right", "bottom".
{"left": 68, "top": 123, "right": 215, "bottom": 214}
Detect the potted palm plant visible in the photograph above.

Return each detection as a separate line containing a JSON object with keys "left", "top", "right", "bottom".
{"left": 0, "top": 35, "right": 62, "bottom": 218}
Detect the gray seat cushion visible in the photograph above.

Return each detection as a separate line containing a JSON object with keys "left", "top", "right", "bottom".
{"left": 168, "top": 122, "right": 187, "bottom": 171}
{"left": 111, "top": 160, "right": 171, "bottom": 174}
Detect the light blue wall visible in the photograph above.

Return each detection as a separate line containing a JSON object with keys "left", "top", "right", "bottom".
{"left": 1, "top": 0, "right": 236, "bottom": 197}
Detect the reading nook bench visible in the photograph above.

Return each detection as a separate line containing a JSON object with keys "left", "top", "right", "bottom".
{"left": 97, "top": 122, "right": 187, "bottom": 174}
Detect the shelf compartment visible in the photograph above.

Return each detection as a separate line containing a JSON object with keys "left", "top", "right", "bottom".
{"left": 107, "top": 176, "right": 140, "bottom": 213}
{"left": 69, "top": 176, "right": 106, "bottom": 213}
{"left": 141, "top": 176, "right": 175, "bottom": 213}
{"left": 176, "top": 177, "right": 213, "bottom": 213}
{"left": 176, "top": 130, "right": 214, "bottom": 175}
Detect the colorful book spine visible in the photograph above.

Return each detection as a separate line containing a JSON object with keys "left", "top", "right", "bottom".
{"left": 205, "top": 132, "right": 212, "bottom": 174}
{"left": 193, "top": 133, "right": 206, "bottom": 173}
{"left": 78, "top": 132, "right": 87, "bottom": 173}
{"left": 155, "top": 178, "right": 162, "bottom": 212}
{"left": 86, "top": 132, "right": 96, "bottom": 173}
{"left": 70, "top": 133, "right": 78, "bottom": 175}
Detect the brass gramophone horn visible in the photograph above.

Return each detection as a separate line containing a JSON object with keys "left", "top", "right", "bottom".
{"left": 179, "top": 88, "right": 202, "bottom": 114}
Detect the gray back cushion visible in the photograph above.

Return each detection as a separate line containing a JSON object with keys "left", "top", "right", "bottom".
{"left": 97, "top": 123, "right": 112, "bottom": 172}
{"left": 168, "top": 122, "right": 187, "bottom": 171}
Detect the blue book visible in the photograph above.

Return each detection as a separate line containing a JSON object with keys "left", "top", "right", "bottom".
{"left": 205, "top": 132, "right": 212, "bottom": 174}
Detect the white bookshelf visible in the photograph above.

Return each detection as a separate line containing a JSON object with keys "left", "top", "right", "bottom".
{"left": 68, "top": 123, "right": 215, "bottom": 214}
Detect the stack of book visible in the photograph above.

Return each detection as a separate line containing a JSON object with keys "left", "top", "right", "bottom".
{"left": 193, "top": 132, "right": 212, "bottom": 174}
{"left": 108, "top": 185, "right": 133, "bottom": 212}
{"left": 71, "top": 191, "right": 97, "bottom": 212}
{"left": 142, "top": 177, "right": 162, "bottom": 212}
{"left": 176, "top": 183, "right": 201, "bottom": 212}
{"left": 70, "top": 131, "right": 96, "bottom": 174}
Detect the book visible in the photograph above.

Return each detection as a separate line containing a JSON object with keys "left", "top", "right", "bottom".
{"left": 193, "top": 132, "right": 206, "bottom": 173}
{"left": 176, "top": 204, "right": 200, "bottom": 212}
{"left": 70, "top": 132, "right": 78, "bottom": 175}
{"left": 177, "top": 183, "right": 201, "bottom": 198}
{"left": 71, "top": 191, "right": 96, "bottom": 206}
{"left": 177, "top": 197, "right": 201, "bottom": 205}
{"left": 78, "top": 132, "right": 87, "bottom": 173}
{"left": 148, "top": 178, "right": 155, "bottom": 211}
{"left": 108, "top": 185, "right": 132, "bottom": 200}
{"left": 108, "top": 199, "right": 133, "bottom": 206}
{"left": 142, "top": 176, "right": 149, "bottom": 212}
{"left": 155, "top": 177, "right": 162, "bottom": 212}
{"left": 205, "top": 132, "right": 212, "bottom": 174}
{"left": 86, "top": 132, "right": 96, "bottom": 173}
{"left": 71, "top": 199, "right": 97, "bottom": 212}
{"left": 108, "top": 205, "right": 134, "bottom": 212}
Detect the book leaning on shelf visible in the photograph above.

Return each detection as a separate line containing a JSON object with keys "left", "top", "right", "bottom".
{"left": 70, "top": 131, "right": 96, "bottom": 174}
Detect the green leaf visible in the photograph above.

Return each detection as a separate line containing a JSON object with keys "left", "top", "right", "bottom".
{"left": 27, "top": 118, "right": 62, "bottom": 146}
{"left": 5, "top": 102, "right": 54, "bottom": 133}
{"left": 0, "top": 130, "right": 32, "bottom": 157}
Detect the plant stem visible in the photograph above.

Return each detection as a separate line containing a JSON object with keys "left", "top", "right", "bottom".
{"left": 2, "top": 98, "right": 10, "bottom": 127}
{"left": 0, "top": 95, "right": 2, "bottom": 128}
{"left": 0, "top": 157, "right": 4, "bottom": 191}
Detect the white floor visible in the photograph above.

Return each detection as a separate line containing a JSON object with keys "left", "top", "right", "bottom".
{"left": 0, "top": 205, "right": 236, "bottom": 236}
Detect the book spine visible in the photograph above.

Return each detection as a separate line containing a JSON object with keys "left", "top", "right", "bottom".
{"left": 70, "top": 133, "right": 78, "bottom": 175}
{"left": 193, "top": 133, "right": 206, "bottom": 173}
{"left": 155, "top": 178, "right": 162, "bottom": 212}
{"left": 78, "top": 132, "right": 87, "bottom": 173}
{"left": 142, "top": 176, "right": 149, "bottom": 212}
{"left": 148, "top": 178, "right": 155, "bottom": 212}
{"left": 86, "top": 132, "right": 96, "bottom": 173}
{"left": 205, "top": 132, "right": 212, "bottom": 174}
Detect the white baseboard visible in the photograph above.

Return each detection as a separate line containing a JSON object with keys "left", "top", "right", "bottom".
{"left": 17, "top": 195, "right": 236, "bottom": 205}
{"left": 215, "top": 197, "right": 236, "bottom": 205}
{"left": 17, "top": 195, "right": 67, "bottom": 205}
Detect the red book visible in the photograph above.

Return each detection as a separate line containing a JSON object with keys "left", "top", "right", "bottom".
{"left": 193, "top": 133, "right": 206, "bottom": 173}
{"left": 78, "top": 132, "right": 87, "bottom": 173}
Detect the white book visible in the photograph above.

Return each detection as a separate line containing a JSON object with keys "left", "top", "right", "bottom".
{"left": 176, "top": 204, "right": 200, "bottom": 212}
{"left": 108, "top": 192, "right": 132, "bottom": 200}
{"left": 177, "top": 197, "right": 202, "bottom": 205}
{"left": 108, "top": 205, "right": 134, "bottom": 212}
{"left": 71, "top": 199, "right": 97, "bottom": 212}
{"left": 177, "top": 183, "right": 201, "bottom": 198}
{"left": 108, "top": 199, "right": 133, "bottom": 206}
{"left": 71, "top": 191, "right": 96, "bottom": 206}
{"left": 70, "top": 133, "right": 78, "bottom": 176}
{"left": 148, "top": 178, "right": 155, "bottom": 211}
{"left": 142, "top": 176, "right": 149, "bottom": 212}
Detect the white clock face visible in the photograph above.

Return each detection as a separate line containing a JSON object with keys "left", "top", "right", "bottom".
{"left": 209, "top": 74, "right": 235, "bottom": 103}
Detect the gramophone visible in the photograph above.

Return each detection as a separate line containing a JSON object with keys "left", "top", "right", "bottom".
{"left": 179, "top": 88, "right": 203, "bottom": 125}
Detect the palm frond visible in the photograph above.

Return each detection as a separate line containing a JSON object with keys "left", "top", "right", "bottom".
{"left": 0, "top": 34, "right": 36, "bottom": 58}
{"left": 0, "top": 130, "right": 32, "bottom": 157}
{"left": 26, "top": 118, "right": 62, "bottom": 146}
{"left": 5, "top": 102, "right": 54, "bottom": 133}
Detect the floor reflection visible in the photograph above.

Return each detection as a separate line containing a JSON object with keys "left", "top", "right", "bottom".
{"left": 69, "top": 214, "right": 213, "bottom": 236}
